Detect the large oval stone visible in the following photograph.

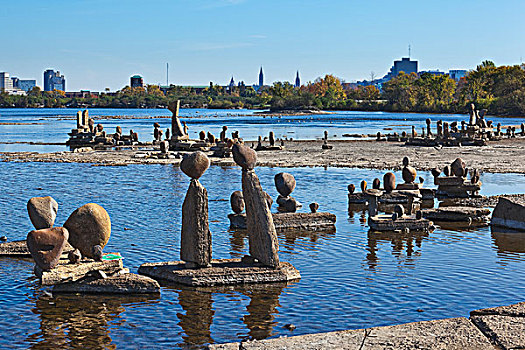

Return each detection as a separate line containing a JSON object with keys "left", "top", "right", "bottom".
{"left": 274, "top": 173, "right": 296, "bottom": 197}
{"left": 27, "top": 196, "right": 58, "bottom": 229}
{"left": 402, "top": 166, "right": 417, "bottom": 183}
{"left": 230, "top": 191, "right": 245, "bottom": 214}
{"left": 27, "top": 227, "right": 69, "bottom": 271}
{"left": 372, "top": 178, "right": 381, "bottom": 190}
{"left": 383, "top": 172, "right": 396, "bottom": 192}
{"left": 451, "top": 158, "right": 466, "bottom": 177}
{"left": 180, "top": 151, "right": 210, "bottom": 179}
{"left": 64, "top": 203, "right": 111, "bottom": 258}
{"left": 232, "top": 144, "right": 257, "bottom": 170}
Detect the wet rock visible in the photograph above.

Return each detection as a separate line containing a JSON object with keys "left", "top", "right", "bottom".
{"left": 348, "top": 184, "right": 356, "bottom": 194}
{"left": 277, "top": 195, "right": 299, "bottom": 213}
{"left": 402, "top": 166, "right": 417, "bottom": 183}
{"left": 27, "top": 227, "right": 69, "bottom": 271}
{"left": 372, "top": 178, "right": 381, "bottom": 190}
{"left": 274, "top": 173, "right": 296, "bottom": 197}
{"left": 383, "top": 172, "right": 396, "bottom": 192}
{"left": 180, "top": 151, "right": 210, "bottom": 179}
{"left": 360, "top": 180, "right": 367, "bottom": 192}
{"left": 232, "top": 144, "right": 257, "bottom": 170}
{"left": 230, "top": 190, "right": 245, "bottom": 214}
{"left": 309, "top": 202, "right": 319, "bottom": 213}
{"left": 64, "top": 203, "right": 111, "bottom": 259}
{"left": 68, "top": 249, "right": 82, "bottom": 264}
{"left": 181, "top": 179, "right": 212, "bottom": 267}
{"left": 431, "top": 168, "right": 442, "bottom": 178}
{"left": 451, "top": 158, "right": 466, "bottom": 177}
{"left": 27, "top": 196, "right": 58, "bottom": 230}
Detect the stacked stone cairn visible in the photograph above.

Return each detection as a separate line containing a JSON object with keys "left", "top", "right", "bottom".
{"left": 275, "top": 173, "right": 302, "bottom": 213}
{"left": 179, "top": 151, "right": 212, "bottom": 268}
{"left": 431, "top": 157, "right": 482, "bottom": 198}
{"left": 322, "top": 130, "right": 333, "bottom": 149}
{"left": 25, "top": 196, "right": 159, "bottom": 293}
{"left": 255, "top": 131, "right": 283, "bottom": 151}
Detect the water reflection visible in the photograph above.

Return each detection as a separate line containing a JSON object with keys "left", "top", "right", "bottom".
{"left": 167, "top": 282, "right": 291, "bottom": 348}
{"left": 365, "top": 230, "right": 428, "bottom": 270}
{"left": 491, "top": 225, "right": 525, "bottom": 259}
{"left": 278, "top": 229, "right": 336, "bottom": 253}
{"left": 28, "top": 293, "right": 159, "bottom": 350}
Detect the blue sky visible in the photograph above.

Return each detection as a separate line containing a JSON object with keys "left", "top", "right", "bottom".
{"left": 1, "top": 0, "right": 524, "bottom": 91}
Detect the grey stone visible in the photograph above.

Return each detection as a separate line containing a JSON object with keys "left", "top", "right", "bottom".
{"left": 92, "top": 245, "right": 103, "bottom": 261}
{"left": 228, "top": 212, "right": 336, "bottom": 232}
{"left": 451, "top": 158, "right": 466, "bottom": 177}
{"left": 471, "top": 315, "right": 525, "bottom": 350}
{"left": 52, "top": 273, "right": 160, "bottom": 294}
{"left": 242, "top": 169, "right": 280, "bottom": 268}
{"left": 230, "top": 190, "right": 245, "bottom": 214}
{"left": 491, "top": 197, "right": 525, "bottom": 231}
{"left": 27, "top": 196, "right": 58, "bottom": 229}
{"left": 274, "top": 172, "right": 296, "bottom": 197}
{"left": 180, "top": 151, "right": 210, "bottom": 179}
{"left": 233, "top": 144, "right": 257, "bottom": 170}
{"left": 64, "top": 203, "right": 111, "bottom": 259}
{"left": 277, "top": 195, "right": 299, "bottom": 213}
{"left": 68, "top": 249, "right": 82, "bottom": 264}
{"left": 181, "top": 179, "right": 212, "bottom": 267}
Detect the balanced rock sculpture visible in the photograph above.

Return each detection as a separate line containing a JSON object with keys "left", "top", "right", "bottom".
{"left": 451, "top": 158, "right": 466, "bottom": 177}
{"left": 64, "top": 203, "right": 111, "bottom": 258}
{"left": 402, "top": 157, "right": 417, "bottom": 183}
{"left": 230, "top": 191, "right": 245, "bottom": 214}
{"left": 27, "top": 227, "right": 69, "bottom": 271}
{"left": 233, "top": 144, "right": 279, "bottom": 268}
{"left": 275, "top": 172, "right": 300, "bottom": 213}
{"left": 27, "top": 196, "right": 58, "bottom": 230}
{"left": 180, "top": 151, "right": 212, "bottom": 268}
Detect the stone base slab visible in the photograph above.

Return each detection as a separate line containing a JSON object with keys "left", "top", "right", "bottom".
{"left": 228, "top": 212, "right": 336, "bottom": 232}
{"left": 138, "top": 259, "right": 301, "bottom": 287}
{"left": 0, "top": 240, "right": 73, "bottom": 257}
{"left": 369, "top": 214, "right": 434, "bottom": 232}
{"left": 52, "top": 273, "right": 160, "bottom": 294}
{"left": 422, "top": 206, "right": 490, "bottom": 224}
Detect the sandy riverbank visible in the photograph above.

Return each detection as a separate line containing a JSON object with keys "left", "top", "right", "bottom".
{"left": 2, "top": 138, "right": 525, "bottom": 174}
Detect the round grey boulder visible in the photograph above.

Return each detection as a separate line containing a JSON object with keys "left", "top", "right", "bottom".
{"left": 274, "top": 173, "right": 296, "bottom": 197}
{"left": 27, "top": 196, "right": 58, "bottom": 230}
{"left": 232, "top": 144, "right": 257, "bottom": 170}
{"left": 180, "top": 151, "right": 210, "bottom": 179}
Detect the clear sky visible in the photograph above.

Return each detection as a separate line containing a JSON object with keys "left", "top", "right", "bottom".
{"left": 1, "top": 0, "right": 524, "bottom": 91}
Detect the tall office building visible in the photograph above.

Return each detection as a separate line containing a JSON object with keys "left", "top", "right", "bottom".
{"left": 11, "top": 77, "right": 36, "bottom": 92}
{"left": 43, "top": 69, "right": 66, "bottom": 91}
{"left": 0, "top": 72, "right": 14, "bottom": 91}
{"left": 258, "top": 67, "right": 264, "bottom": 87}
{"left": 295, "top": 71, "right": 301, "bottom": 88}
{"left": 383, "top": 57, "right": 418, "bottom": 81}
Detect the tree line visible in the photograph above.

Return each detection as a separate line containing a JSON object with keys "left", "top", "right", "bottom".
{"left": 1, "top": 61, "right": 524, "bottom": 115}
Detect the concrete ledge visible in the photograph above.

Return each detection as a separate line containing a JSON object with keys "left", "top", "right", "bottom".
{"left": 138, "top": 259, "right": 300, "bottom": 287}
{"left": 209, "top": 317, "right": 493, "bottom": 349}
{"left": 228, "top": 212, "right": 336, "bottom": 232}
{"left": 52, "top": 273, "right": 160, "bottom": 294}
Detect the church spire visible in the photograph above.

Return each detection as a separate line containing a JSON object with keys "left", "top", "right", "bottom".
{"left": 295, "top": 70, "right": 300, "bottom": 88}
{"left": 258, "top": 66, "right": 264, "bottom": 87}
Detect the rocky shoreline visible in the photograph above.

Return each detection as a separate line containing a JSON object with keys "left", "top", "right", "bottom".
{"left": 2, "top": 138, "right": 525, "bottom": 174}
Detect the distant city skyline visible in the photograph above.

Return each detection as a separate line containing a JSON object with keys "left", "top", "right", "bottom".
{"left": 1, "top": 0, "right": 524, "bottom": 91}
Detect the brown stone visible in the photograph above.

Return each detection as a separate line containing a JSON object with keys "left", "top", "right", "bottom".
{"left": 264, "top": 192, "right": 273, "bottom": 210}
{"left": 348, "top": 184, "right": 356, "bottom": 194}
{"left": 451, "top": 157, "right": 466, "bottom": 177}
{"left": 64, "top": 203, "right": 111, "bottom": 258}
{"left": 159, "top": 140, "right": 169, "bottom": 153}
{"left": 230, "top": 190, "right": 245, "bottom": 214}
{"left": 309, "top": 202, "right": 319, "bottom": 213}
{"left": 180, "top": 151, "right": 210, "bottom": 179}
{"left": 274, "top": 172, "right": 296, "bottom": 197}
{"left": 27, "top": 227, "right": 69, "bottom": 271}
{"left": 27, "top": 196, "right": 58, "bottom": 230}
{"left": 443, "top": 165, "right": 451, "bottom": 176}
{"left": 431, "top": 168, "right": 441, "bottom": 178}
{"left": 402, "top": 166, "right": 417, "bottom": 183}
{"left": 242, "top": 170, "right": 280, "bottom": 267}
{"left": 181, "top": 179, "right": 212, "bottom": 267}
{"left": 68, "top": 249, "right": 82, "bottom": 264}
{"left": 372, "top": 178, "right": 380, "bottom": 189}
{"left": 383, "top": 172, "right": 396, "bottom": 192}
{"left": 277, "top": 195, "right": 298, "bottom": 213}
{"left": 360, "top": 180, "right": 367, "bottom": 192}
{"left": 233, "top": 144, "right": 257, "bottom": 170}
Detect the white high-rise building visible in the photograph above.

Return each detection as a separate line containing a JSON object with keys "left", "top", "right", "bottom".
{"left": 0, "top": 72, "right": 14, "bottom": 91}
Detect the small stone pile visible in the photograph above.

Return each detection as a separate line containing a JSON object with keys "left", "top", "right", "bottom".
{"left": 275, "top": 173, "right": 302, "bottom": 213}
{"left": 431, "top": 157, "right": 482, "bottom": 198}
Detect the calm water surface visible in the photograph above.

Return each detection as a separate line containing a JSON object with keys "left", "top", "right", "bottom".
{"left": 1, "top": 108, "right": 524, "bottom": 152}
{"left": 1, "top": 163, "right": 525, "bottom": 349}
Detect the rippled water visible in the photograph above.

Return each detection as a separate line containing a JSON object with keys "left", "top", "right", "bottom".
{"left": 1, "top": 162, "right": 525, "bottom": 349}
{"left": 2, "top": 108, "right": 523, "bottom": 152}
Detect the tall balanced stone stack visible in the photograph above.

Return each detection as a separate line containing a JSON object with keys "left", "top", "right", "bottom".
{"left": 179, "top": 151, "right": 212, "bottom": 268}
{"left": 169, "top": 100, "right": 189, "bottom": 141}
{"left": 275, "top": 172, "right": 301, "bottom": 213}
{"left": 233, "top": 144, "right": 280, "bottom": 268}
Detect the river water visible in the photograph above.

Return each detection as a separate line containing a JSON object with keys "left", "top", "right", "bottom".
{"left": 1, "top": 109, "right": 525, "bottom": 349}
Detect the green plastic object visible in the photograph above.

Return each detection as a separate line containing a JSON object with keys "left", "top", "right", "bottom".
{"left": 102, "top": 253, "right": 122, "bottom": 260}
